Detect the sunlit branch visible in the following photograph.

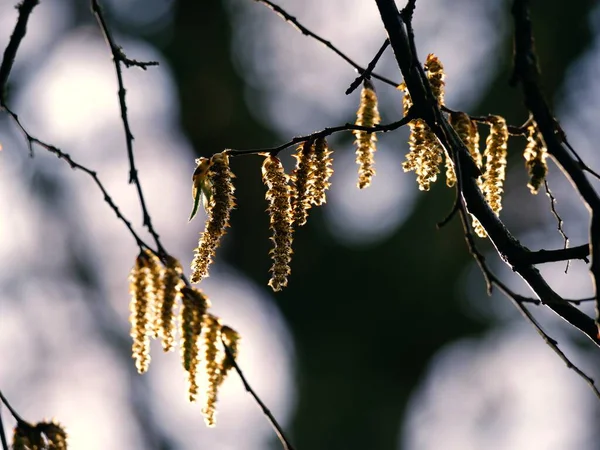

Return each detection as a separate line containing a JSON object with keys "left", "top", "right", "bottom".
{"left": 227, "top": 116, "right": 412, "bottom": 157}
{"left": 518, "top": 244, "right": 589, "bottom": 265}
{"left": 91, "top": 0, "right": 166, "bottom": 255}
{"left": 222, "top": 341, "right": 295, "bottom": 450}
{"left": 0, "top": 0, "right": 39, "bottom": 107}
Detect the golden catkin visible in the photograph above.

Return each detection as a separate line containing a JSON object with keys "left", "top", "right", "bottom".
{"left": 190, "top": 152, "right": 236, "bottom": 284}
{"left": 200, "top": 314, "right": 225, "bottom": 427}
{"left": 400, "top": 83, "right": 443, "bottom": 191}
{"left": 37, "top": 421, "right": 68, "bottom": 450}
{"left": 157, "top": 255, "right": 184, "bottom": 352}
{"left": 180, "top": 287, "right": 210, "bottom": 402}
{"left": 449, "top": 112, "right": 487, "bottom": 237}
{"left": 262, "top": 155, "right": 294, "bottom": 292}
{"left": 353, "top": 80, "right": 381, "bottom": 189}
{"left": 144, "top": 249, "right": 163, "bottom": 339}
{"left": 424, "top": 53, "right": 445, "bottom": 105}
{"left": 524, "top": 123, "right": 548, "bottom": 194}
{"left": 309, "top": 137, "right": 334, "bottom": 206}
{"left": 129, "top": 252, "right": 154, "bottom": 374}
{"left": 482, "top": 115, "right": 509, "bottom": 215}
{"left": 291, "top": 140, "right": 316, "bottom": 226}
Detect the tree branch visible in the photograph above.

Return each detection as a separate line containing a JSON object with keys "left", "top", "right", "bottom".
{"left": 510, "top": 0, "right": 600, "bottom": 339}
{"left": 345, "top": 39, "right": 390, "bottom": 95}
{"left": 0, "top": 0, "right": 39, "bottom": 107}
{"left": 90, "top": 0, "right": 165, "bottom": 254}
{"left": 227, "top": 115, "right": 413, "bottom": 157}
{"left": 373, "top": 0, "right": 600, "bottom": 347}
{"left": 222, "top": 341, "right": 295, "bottom": 450}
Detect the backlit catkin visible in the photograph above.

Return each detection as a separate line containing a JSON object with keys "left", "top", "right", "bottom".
{"left": 353, "top": 80, "right": 380, "bottom": 189}
{"left": 524, "top": 123, "right": 548, "bottom": 194}
{"left": 449, "top": 112, "right": 486, "bottom": 237}
{"left": 291, "top": 140, "right": 316, "bottom": 226}
{"left": 180, "top": 287, "right": 210, "bottom": 402}
{"left": 262, "top": 155, "right": 294, "bottom": 291}
{"left": 400, "top": 82, "right": 443, "bottom": 191}
{"left": 190, "top": 152, "right": 236, "bottom": 284}
{"left": 129, "top": 251, "right": 154, "bottom": 374}
{"left": 200, "top": 314, "right": 224, "bottom": 427}
{"left": 309, "top": 137, "right": 334, "bottom": 206}
{"left": 482, "top": 115, "right": 509, "bottom": 216}
{"left": 157, "top": 255, "right": 184, "bottom": 352}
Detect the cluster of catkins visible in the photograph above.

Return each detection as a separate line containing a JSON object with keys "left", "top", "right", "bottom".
{"left": 12, "top": 419, "right": 67, "bottom": 449}
{"left": 395, "top": 53, "right": 548, "bottom": 237}
{"left": 189, "top": 146, "right": 334, "bottom": 292}
{"left": 128, "top": 249, "right": 240, "bottom": 426}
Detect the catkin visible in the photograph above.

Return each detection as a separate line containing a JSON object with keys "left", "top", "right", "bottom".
{"left": 291, "top": 140, "right": 316, "bottom": 226}
{"left": 524, "top": 123, "right": 548, "bottom": 194}
{"left": 482, "top": 115, "right": 509, "bottom": 215}
{"left": 449, "top": 112, "right": 486, "bottom": 237}
{"left": 190, "top": 152, "right": 236, "bottom": 284}
{"left": 180, "top": 287, "right": 210, "bottom": 402}
{"left": 200, "top": 314, "right": 224, "bottom": 427}
{"left": 400, "top": 82, "right": 443, "bottom": 191}
{"left": 157, "top": 255, "right": 184, "bottom": 352}
{"left": 309, "top": 137, "right": 334, "bottom": 206}
{"left": 262, "top": 155, "right": 294, "bottom": 291}
{"left": 353, "top": 80, "right": 381, "bottom": 189}
{"left": 129, "top": 251, "right": 154, "bottom": 374}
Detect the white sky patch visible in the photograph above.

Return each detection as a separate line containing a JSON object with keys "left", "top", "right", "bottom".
{"left": 401, "top": 326, "right": 596, "bottom": 450}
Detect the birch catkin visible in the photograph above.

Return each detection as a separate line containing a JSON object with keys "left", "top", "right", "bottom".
{"left": 190, "top": 152, "right": 236, "bottom": 284}
{"left": 262, "top": 155, "right": 294, "bottom": 291}
{"left": 353, "top": 80, "right": 381, "bottom": 189}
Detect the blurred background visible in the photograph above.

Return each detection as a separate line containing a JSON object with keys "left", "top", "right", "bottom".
{"left": 1, "top": 0, "right": 600, "bottom": 449}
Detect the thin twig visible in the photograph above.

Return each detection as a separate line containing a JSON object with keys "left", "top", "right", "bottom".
{"left": 518, "top": 244, "right": 589, "bottom": 265}
{"left": 458, "top": 203, "right": 600, "bottom": 399}
{"left": 511, "top": 0, "right": 600, "bottom": 344}
{"left": 345, "top": 39, "right": 390, "bottom": 95}
{"left": 0, "top": 392, "right": 24, "bottom": 424}
{"left": 544, "top": 180, "right": 570, "bottom": 273}
{"left": 499, "top": 285, "right": 600, "bottom": 400}
{"left": 4, "top": 106, "right": 147, "bottom": 250}
{"left": 90, "top": 0, "right": 165, "bottom": 255}
{"left": 227, "top": 116, "right": 412, "bottom": 157}
{"left": 0, "top": 0, "right": 39, "bottom": 107}
{"left": 0, "top": 404, "right": 8, "bottom": 450}
{"left": 254, "top": 0, "right": 399, "bottom": 88}
{"left": 222, "top": 342, "right": 295, "bottom": 450}
{"left": 437, "top": 188, "right": 460, "bottom": 228}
